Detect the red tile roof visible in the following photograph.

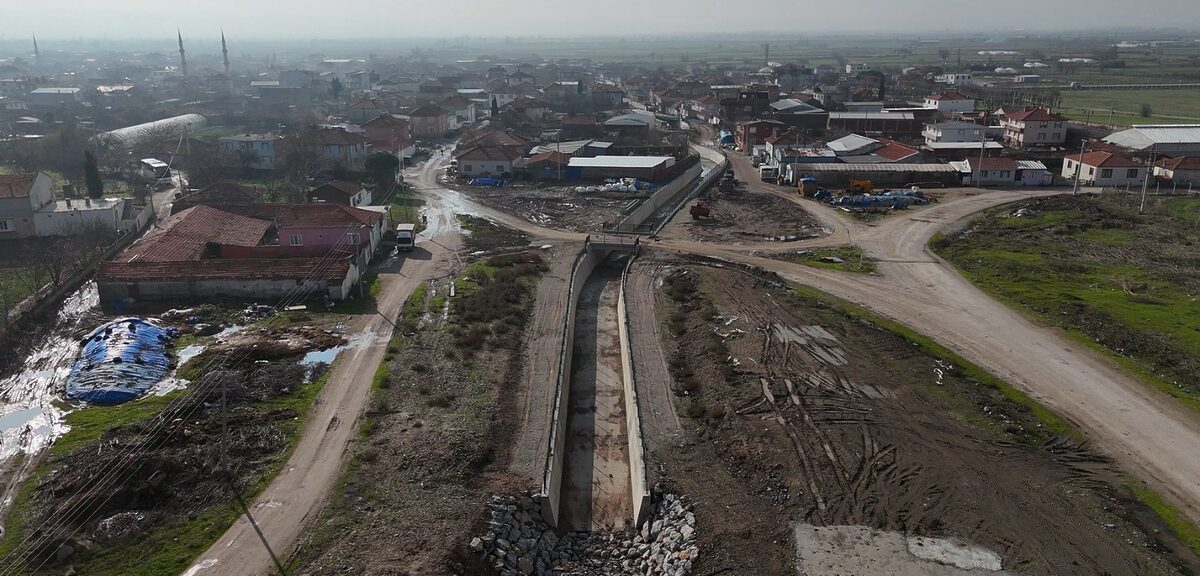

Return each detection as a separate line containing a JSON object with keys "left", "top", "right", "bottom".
{"left": 1005, "top": 108, "right": 1066, "bottom": 122}
{"left": 222, "top": 203, "right": 383, "bottom": 229}
{"left": 1079, "top": 151, "right": 1139, "bottom": 168}
{"left": 409, "top": 104, "right": 447, "bottom": 117}
{"left": 873, "top": 139, "right": 921, "bottom": 162}
{"left": 526, "top": 150, "right": 572, "bottom": 166}
{"left": 0, "top": 173, "right": 36, "bottom": 199}
{"left": 362, "top": 114, "right": 410, "bottom": 128}
{"left": 1156, "top": 156, "right": 1200, "bottom": 171}
{"left": 455, "top": 145, "right": 522, "bottom": 162}
{"left": 118, "top": 206, "right": 271, "bottom": 263}
{"left": 98, "top": 257, "right": 351, "bottom": 283}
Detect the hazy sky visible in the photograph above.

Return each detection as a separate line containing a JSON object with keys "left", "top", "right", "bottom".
{"left": 4, "top": 0, "right": 1200, "bottom": 40}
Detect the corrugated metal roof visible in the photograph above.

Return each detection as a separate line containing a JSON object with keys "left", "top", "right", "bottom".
{"left": 786, "top": 163, "right": 958, "bottom": 173}
{"left": 568, "top": 156, "right": 673, "bottom": 169}
{"left": 1104, "top": 125, "right": 1200, "bottom": 150}
{"left": 829, "top": 112, "right": 916, "bottom": 120}
{"left": 1017, "top": 160, "right": 1049, "bottom": 170}
{"left": 99, "top": 114, "right": 207, "bottom": 148}
{"left": 827, "top": 134, "right": 878, "bottom": 154}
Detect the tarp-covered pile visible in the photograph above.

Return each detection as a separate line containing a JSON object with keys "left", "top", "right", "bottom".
{"left": 66, "top": 318, "right": 177, "bottom": 405}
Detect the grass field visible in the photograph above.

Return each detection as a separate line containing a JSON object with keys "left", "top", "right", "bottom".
{"left": 1059, "top": 89, "right": 1200, "bottom": 127}
{"left": 934, "top": 194, "right": 1200, "bottom": 410}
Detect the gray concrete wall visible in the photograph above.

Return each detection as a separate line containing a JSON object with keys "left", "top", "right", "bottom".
{"left": 616, "top": 253, "right": 652, "bottom": 526}
{"left": 538, "top": 245, "right": 603, "bottom": 526}
{"left": 612, "top": 163, "right": 702, "bottom": 233}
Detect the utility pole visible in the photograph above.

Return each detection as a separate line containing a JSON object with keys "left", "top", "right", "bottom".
{"left": 976, "top": 125, "right": 987, "bottom": 186}
{"left": 1139, "top": 145, "right": 1155, "bottom": 214}
{"left": 1072, "top": 138, "right": 1086, "bottom": 195}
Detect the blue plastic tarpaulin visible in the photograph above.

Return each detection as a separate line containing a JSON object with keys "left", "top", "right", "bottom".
{"left": 66, "top": 318, "right": 177, "bottom": 405}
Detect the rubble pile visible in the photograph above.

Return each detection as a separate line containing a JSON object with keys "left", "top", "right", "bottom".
{"left": 474, "top": 493, "right": 697, "bottom": 576}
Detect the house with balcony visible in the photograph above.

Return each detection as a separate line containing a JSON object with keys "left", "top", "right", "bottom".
{"left": 219, "top": 134, "right": 282, "bottom": 171}
{"left": 1001, "top": 108, "right": 1067, "bottom": 148}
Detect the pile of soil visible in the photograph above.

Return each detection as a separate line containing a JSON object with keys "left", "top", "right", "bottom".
{"left": 668, "top": 191, "right": 826, "bottom": 243}
{"left": 454, "top": 183, "right": 636, "bottom": 232}
{"left": 647, "top": 262, "right": 1197, "bottom": 575}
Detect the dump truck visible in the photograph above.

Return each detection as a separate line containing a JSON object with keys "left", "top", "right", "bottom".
{"left": 690, "top": 201, "right": 712, "bottom": 219}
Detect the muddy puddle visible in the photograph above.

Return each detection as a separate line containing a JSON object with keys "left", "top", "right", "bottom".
{"left": 0, "top": 283, "right": 99, "bottom": 460}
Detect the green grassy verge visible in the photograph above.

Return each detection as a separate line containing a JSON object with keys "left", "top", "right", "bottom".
{"left": 932, "top": 196, "right": 1200, "bottom": 411}
{"left": 1128, "top": 480, "right": 1200, "bottom": 557}
{"left": 790, "top": 246, "right": 876, "bottom": 274}
{"left": 389, "top": 185, "right": 426, "bottom": 234}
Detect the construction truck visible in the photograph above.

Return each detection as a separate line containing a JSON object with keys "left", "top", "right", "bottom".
{"left": 848, "top": 179, "right": 873, "bottom": 193}
{"left": 690, "top": 201, "right": 712, "bottom": 219}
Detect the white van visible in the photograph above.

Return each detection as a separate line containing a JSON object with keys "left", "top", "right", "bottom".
{"left": 395, "top": 223, "right": 416, "bottom": 252}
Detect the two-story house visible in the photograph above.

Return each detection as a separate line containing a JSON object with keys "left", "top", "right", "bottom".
{"left": 1002, "top": 108, "right": 1067, "bottom": 148}
{"left": 219, "top": 134, "right": 282, "bottom": 171}
{"left": 408, "top": 104, "right": 450, "bottom": 139}
{"left": 924, "top": 121, "right": 984, "bottom": 143}
{"left": 1062, "top": 151, "right": 1146, "bottom": 186}
{"left": 923, "top": 91, "right": 975, "bottom": 115}
{"left": 313, "top": 128, "right": 368, "bottom": 171}
{"left": 361, "top": 114, "right": 415, "bottom": 160}
{"left": 0, "top": 172, "right": 55, "bottom": 238}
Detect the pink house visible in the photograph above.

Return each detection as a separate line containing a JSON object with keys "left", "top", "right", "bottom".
{"left": 408, "top": 104, "right": 449, "bottom": 139}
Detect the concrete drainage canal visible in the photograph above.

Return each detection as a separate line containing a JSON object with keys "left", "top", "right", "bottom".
{"left": 472, "top": 244, "right": 699, "bottom": 576}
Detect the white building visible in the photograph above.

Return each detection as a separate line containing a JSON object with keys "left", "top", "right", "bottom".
{"left": 1104, "top": 125, "right": 1200, "bottom": 156}
{"left": 923, "top": 91, "right": 975, "bottom": 114}
{"left": 934, "top": 73, "right": 972, "bottom": 85}
{"left": 34, "top": 197, "right": 143, "bottom": 236}
{"left": 845, "top": 63, "right": 870, "bottom": 74}
{"left": 924, "top": 121, "right": 984, "bottom": 143}
{"left": 219, "top": 134, "right": 282, "bottom": 171}
{"left": 1062, "top": 151, "right": 1147, "bottom": 186}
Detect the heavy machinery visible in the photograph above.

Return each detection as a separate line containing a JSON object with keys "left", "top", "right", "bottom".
{"left": 848, "top": 179, "right": 873, "bottom": 193}
{"left": 690, "top": 201, "right": 712, "bottom": 219}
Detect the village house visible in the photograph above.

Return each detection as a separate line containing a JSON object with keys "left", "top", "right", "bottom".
{"left": 455, "top": 145, "right": 522, "bottom": 177}
{"left": 97, "top": 204, "right": 386, "bottom": 306}
{"left": 735, "top": 119, "right": 788, "bottom": 153}
{"left": 308, "top": 181, "right": 373, "bottom": 207}
{"left": 1062, "top": 151, "right": 1147, "bottom": 186}
{"left": 1001, "top": 108, "right": 1067, "bottom": 148}
{"left": 344, "top": 98, "right": 388, "bottom": 123}
{"left": 408, "top": 104, "right": 450, "bottom": 139}
{"left": 0, "top": 172, "right": 55, "bottom": 238}
{"left": 361, "top": 114, "right": 415, "bottom": 160}
{"left": 923, "top": 91, "right": 975, "bottom": 115}
{"left": 924, "top": 121, "right": 984, "bottom": 143}
{"left": 1154, "top": 156, "right": 1200, "bottom": 186}
{"left": 313, "top": 128, "right": 368, "bottom": 171}
{"left": 966, "top": 157, "right": 1018, "bottom": 186}
{"left": 219, "top": 134, "right": 282, "bottom": 171}
{"left": 439, "top": 95, "right": 477, "bottom": 129}
{"left": 171, "top": 182, "right": 261, "bottom": 214}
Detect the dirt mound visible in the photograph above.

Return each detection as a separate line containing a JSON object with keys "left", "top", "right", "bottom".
{"left": 667, "top": 191, "right": 826, "bottom": 243}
